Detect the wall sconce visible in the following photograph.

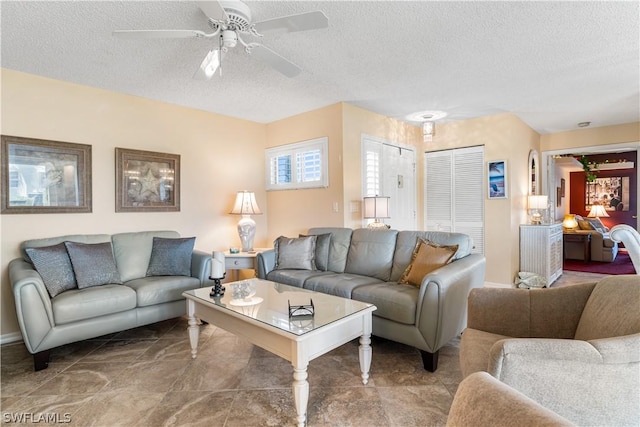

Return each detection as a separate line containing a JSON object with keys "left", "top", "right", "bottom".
{"left": 230, "top": 191, "right": 262, "bottom": 252}
{"left": 527, "top": 195, "right": 548, "bottom": 225}
{"left": 363, "top": 196, "right": 390, "bottom": 229}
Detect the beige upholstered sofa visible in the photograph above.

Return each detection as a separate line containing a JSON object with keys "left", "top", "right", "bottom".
{"left": 257, "top": 227, "right": 486, "bottom": 372}
{"left": 9, "top": 230, "right": 211, "bottom": 370}
{"left": 564, "top": 214, "right": 618, "bottom": 262}
{"left": 459, "top": 275, "right": 640, "bottom": 426}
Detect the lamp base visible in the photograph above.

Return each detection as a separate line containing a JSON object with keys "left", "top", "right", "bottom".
{"left": 531, "top": 211, "right": 543, "bottom": 225}
{"left": 367, "top": 220, "right": 390, "bottom": 230}
{"left": 237, "top": 215, "right": 256, "bottom": 252}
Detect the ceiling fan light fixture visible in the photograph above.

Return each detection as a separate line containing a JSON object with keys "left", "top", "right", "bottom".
{"left": 195, "top": 49, "right": 221, "bottom": 79}
{"left": 222, "top": 29, "right": 238, "bottom": 48}
{"left": 406, "top": 110, "right": 448, "bottom": 123}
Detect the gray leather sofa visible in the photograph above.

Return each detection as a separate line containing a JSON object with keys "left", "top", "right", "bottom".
{"left": 256, "top": 227, "right": 486, "bottom": 371}
{"left": 9, "top": 230, "right": 211, "bottom": 371}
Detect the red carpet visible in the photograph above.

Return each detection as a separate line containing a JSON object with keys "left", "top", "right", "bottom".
{"left": 563, "top": 252, "right": 636, "bottom": 275}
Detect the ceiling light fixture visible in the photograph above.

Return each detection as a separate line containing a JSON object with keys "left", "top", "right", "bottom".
{"left": 406, "top": 110, "right": 448, "bottom": 122}
{"left": 423, "top": 121, "right": 435, "bottom": 142}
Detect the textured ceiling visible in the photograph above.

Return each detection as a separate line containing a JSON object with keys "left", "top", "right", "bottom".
{"left": 2, "top": 1, "right": 639, "bottom": 134}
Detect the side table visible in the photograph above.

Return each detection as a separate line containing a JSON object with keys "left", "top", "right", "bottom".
{"left": 563, "top": 233, "right": 591, "bottom": 263}
{"left": 224, "top": 248, "right": 272, "bottom": 281}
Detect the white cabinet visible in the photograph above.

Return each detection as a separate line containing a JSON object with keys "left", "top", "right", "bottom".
{"left": 520, "top": 223, "right": 563, "bottom": 285}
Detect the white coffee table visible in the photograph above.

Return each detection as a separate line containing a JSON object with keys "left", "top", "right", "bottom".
{"left": 183, "top": 278, "right": 376, "bottom": 427}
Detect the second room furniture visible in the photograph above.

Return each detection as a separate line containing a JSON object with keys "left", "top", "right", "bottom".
{"left": 519, "top": 223, "right": 563, "bottom": 286}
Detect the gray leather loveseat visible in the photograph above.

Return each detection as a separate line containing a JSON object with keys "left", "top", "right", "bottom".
{"left": 257, "top": 227, "right": 486, "bottom": 371}
{"left": 9, "top": 230, "right": 211, "bottom": 371}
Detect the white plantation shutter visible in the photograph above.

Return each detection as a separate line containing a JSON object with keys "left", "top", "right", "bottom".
{"left": 425, "top": 146, "right": 484, "bottom": 254}
{"left": 266, "top": 137, "right": 328, "bottom": 190}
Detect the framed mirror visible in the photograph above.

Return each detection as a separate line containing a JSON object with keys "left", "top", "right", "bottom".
{"left": 528, "top": 149, "right": 539, "bottom": 195}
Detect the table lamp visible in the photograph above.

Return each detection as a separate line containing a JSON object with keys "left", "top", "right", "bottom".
{"left": 587, "top": 204, "right": 610, "bottom": 219}
{"left": 562, "top": 214, "right": 578, "bottom": 231}
{"left": 230, "top": 191, "right": 262, "bottom": 252}
{"left": 364, "top": 196, "right": 390, "bottom": 229}
{"left": 527, "top": 195, "right": 548, "bottom": 225}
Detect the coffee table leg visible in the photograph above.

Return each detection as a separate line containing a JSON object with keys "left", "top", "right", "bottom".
{"left": 292, "top": 364, "right": 309, "bottom": 427}
{"left": 187, "top": 299, "right": 199, "bottom": 359}
{"left": 359, "top": 314, "right": 373, "bottom": 385}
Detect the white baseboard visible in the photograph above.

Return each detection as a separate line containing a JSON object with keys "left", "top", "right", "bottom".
{"left": 0, "top": 332, "right": 23, "bottom": 346}
{"left": 483, "top": 281, "right": 512, "bottom": 288}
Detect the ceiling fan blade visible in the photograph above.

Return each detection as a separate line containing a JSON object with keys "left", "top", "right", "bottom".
{"left": 113, "top": 30, "right": 207, "bottom": 39}
{"left": 193, "top": 49, "right": 224, "bottom": 80}
{"left": 249, "top": 44, "right": 301, "bottom": 77}
{"left": 197, "top": 0, "right": 229, "bottom": 23}
{"left": 253, "top": 11, "right": 328, "bottom": 35}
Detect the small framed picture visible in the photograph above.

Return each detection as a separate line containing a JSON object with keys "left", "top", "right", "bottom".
{"left": 115, "top": 147, "right": 180, "bottom": 212}
{"left": 1, "top": 135, "right": 92, "bottom": 214}
{"left": 488, "top": 160, "right": 507, "bottom": 199}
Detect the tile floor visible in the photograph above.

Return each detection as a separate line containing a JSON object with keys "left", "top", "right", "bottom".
{"left": 0, "top": 270, "right": 605, "bottom": 427}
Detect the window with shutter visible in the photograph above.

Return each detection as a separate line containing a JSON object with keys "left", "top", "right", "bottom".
{"left": 266, "top": 137, "right": 328, "bottom": 190}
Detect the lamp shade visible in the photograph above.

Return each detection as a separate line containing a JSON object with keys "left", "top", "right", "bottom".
{"left": 587, "top": 204, "right": 610, "bottom": 218}
{"left": 527, "top": 195, "right": 548, "bottom": 210}
{"left": 562, "top": 214, "right": 578, "bottom": 230}
{"left": 230, "top": 191, "right": 262, "bottom": 215}
{"left": 363, "top": 196, "right": 390, "bottom": 219}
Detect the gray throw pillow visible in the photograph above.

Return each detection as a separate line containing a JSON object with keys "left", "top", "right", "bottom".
{"left": 65, "top": 241, "right": 122, "bottom": 289}
{"left": 274, "top": 235, "right": 317, "bottom": 270}
{"left": 146, "top": 237, "right": 195, "bottom": 277}
{"left": 25, "top": 243, "right": 77, "bottom": 298}
{"left": 300, "top": 233, "right": 331, "bottom": 271}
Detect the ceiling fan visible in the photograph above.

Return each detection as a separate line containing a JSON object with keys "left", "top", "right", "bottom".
{"left": 113, "top": 0, "right": 329, "bottom": 79}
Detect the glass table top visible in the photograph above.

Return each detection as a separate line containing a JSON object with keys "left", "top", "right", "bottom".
{"left": 184, "top": 278, "right": 375, "bottom": 336}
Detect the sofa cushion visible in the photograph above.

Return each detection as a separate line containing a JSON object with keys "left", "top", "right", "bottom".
{"left": 300, "top": 233, "right": 331, "bottom": 271}
{"left": 274, "top": 235, "right": 317, "bottom": 270}
{"left": 25, "top": 243, "right": 77, "bottom": 298}
{"left": 574, "top": 275, "right": 640, "bottom": 341}
{"left": 52, "top": 284, "right": 137, "bottom": 325}
{"left": 266, "top": 269, "right": 331, "bottom": 288}
{"left": 399, "top": 239, "right": 458, "bottom": 287}
{"left": 112, "top": 230, "right": 180, "bottom": 282}
{"left": 307, "top": 227, "right": 353, "bottom": 273}
{"left": 303, "top": 273, "right": 383, "bottom": 298}
{"left": 126, "top": 276, "right": 201, "bottom": 307}
{"left": 351, "top": 282, "right": 419, "bottom": 325}
{"left": 345, "top": 229, "right": 398, "bottom": 281}
{"left": 65, "top": 241, "right": 122, "bottom": 289}
{"left": 146, "top": 236, "right": 196, "bottom": 277}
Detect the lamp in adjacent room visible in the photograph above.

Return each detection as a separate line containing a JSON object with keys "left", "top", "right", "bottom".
{"left": 587, "top": 203, "right": 610, "bottom": 219}
{"left": 527, "top": 195, "right": 548, "bottom": 225}
{"left": 562, "top": 214, "right": 579, "bottom": 231}
{"left": 230, "top": 191, "right": 262, "bottom": 252}
{"left": 363, "top": 196, "right": 390, "bottom": 229}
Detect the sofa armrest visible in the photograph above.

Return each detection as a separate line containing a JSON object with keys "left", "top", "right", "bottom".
{"left": 190, "top": 249, "right": 211, "bottom": 285}
{"left": 416, "top": 253, "right": 486, "bottom": 351}
{"left": 488, "top": 334, "right": 640, "bottom": 426}
{"left": 467, "top": 282, "right": 596, "bottom": 338}
{"left": 256, "top": 250, "right": 276, "bottom": 279}
{"left": 447, "top": 371, "right": 574, "bottom": 427}
{"left": 9, "top": 259, "right": 55, "bottom": 354}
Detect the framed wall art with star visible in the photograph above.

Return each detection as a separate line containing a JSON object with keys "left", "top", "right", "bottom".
{"left": 115, "top": 147, "right": 180, "bottom": 212}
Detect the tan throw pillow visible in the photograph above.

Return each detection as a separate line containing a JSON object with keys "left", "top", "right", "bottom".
{"left": 577, "top": 219, "right": 593, "bottom": 230}
{"left": 399, "top": 239, "right": 458, "bottom": 287}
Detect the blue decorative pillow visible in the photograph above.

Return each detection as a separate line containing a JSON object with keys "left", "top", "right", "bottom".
{"left": 65, "top": 241, "right": 122, "bottom": 289}
{"left": 25, "top": 243, "right": 77, "bottom": 298}
{"left": 146, "top": 237, "right": 195, "bottom": 277}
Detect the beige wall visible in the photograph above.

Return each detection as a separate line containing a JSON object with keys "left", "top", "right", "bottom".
{"left": 429, "top": 113, "right": 540, "bottom": 284}
{"left": 264, "top": 103, "right": 344, "bottom": 241}
{"left": 540, "top": 122, "right": 640, "bottom": 151}
{"left": 0, "top": 70, "right": 266, "bottom": 336}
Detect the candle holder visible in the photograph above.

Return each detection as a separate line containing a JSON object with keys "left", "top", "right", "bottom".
{"left": 209, "top": 273, "right": 226, "bottom": 297}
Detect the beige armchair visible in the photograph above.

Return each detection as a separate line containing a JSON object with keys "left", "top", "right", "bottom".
{"left": 459, "top": 275, "right": 640, "bottom": 426}
{"left": 611, "top": 224, "right": 640, "bottom": 274}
